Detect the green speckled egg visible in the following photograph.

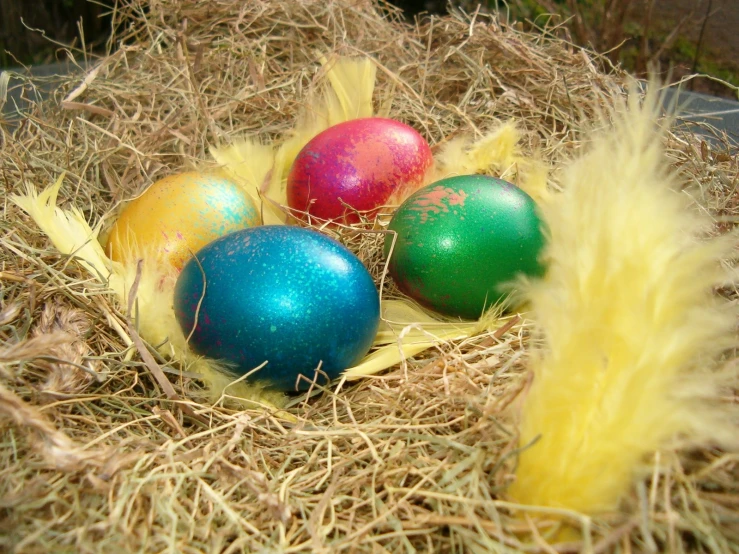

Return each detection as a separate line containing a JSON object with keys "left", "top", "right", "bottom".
{"left": 384, "top": 175, "right": 546, "bottom": 319}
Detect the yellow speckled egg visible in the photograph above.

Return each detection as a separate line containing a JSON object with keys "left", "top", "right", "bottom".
{"left": 105, "top": 171, "right": 260, "bottom": 270}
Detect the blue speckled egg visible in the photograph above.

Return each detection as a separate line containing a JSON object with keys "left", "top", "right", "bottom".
{"left": 173, "top": 226, "right": 380, "bottom": 391}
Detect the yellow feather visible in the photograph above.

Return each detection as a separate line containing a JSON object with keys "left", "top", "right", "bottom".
{"left": 269, "top": 125, "right": 324, "bottom": 211}
{"left": 269, "top": 55, "right": 377, "bottom": 203}
{"left": 345, "top": 299, "right": 471, "bottom": 378}
{"left": 432, "top": 121, "right": 550, "bottom": 203}
{"left": 345, "top": 299, "right": 506, "bottom": 378}
{"left": 319, "top": 54, "right": 376, "bottom": 125}
{"left": 11, "top": 174, "right": 119, "bottom": 287}
{"left": 344, "top": 342, "right": 438, "bottom": 378}
{"left": 211, "top": 55, "right": 377, "bottom": 221}
{"left": 508, "top": 83, "right": 738, "bottom": 516}
{"left": 434, "top": 122, "right": 520, "bottom": 177}
{"left": 209, "top": 139, "right": 285, "bottom": 225}
{"left": 518, "top": 162, "right": 549, "bottom": 205}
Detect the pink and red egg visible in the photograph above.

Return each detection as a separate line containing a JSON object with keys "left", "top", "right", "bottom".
{"left": 286, "top": 118, "right": 433, "bottom": 223}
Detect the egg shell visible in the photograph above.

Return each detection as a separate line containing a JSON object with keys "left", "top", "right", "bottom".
{"left": 286, "top": 118, "right": 433, "bottom": 223}
{"left": 106, "top": 171, "right": 260, "bottom": 270}
{"left": 385, "top": 175, "right": 546, "bottom": 319}
{"left": 174, "top": 225, "right": 381, "bottom": 391}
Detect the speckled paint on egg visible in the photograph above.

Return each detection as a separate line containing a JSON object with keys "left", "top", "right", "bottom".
{"left": 385, "top": 175, "right": 546, "bottom": 320}
{"left": 287, "top": 118, "right": 433, "bottom": 223}
{"left": 174, "top": 226, "right": 381, "bottom": 391}
{"left": 106, "top": 171, "right": 259, "bottom": 270}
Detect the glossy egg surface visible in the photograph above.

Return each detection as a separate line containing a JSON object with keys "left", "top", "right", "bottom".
{"left": 385, "top": 175, "right": 546, "bottom": 319}
{"left": 106, "top": 171, "right": 259, "bottom": 270}
{"left": 174, "top": 225, "right": 380, "bottom": 391}
{"left": 286, "top": 118, "right": 433, "bottom": 222}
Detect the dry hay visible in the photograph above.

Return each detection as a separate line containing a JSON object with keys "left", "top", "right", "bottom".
{"left": 1, "top": 1, "right": 738, "bottom": 552}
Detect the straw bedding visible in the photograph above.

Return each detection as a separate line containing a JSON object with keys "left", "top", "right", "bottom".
{"left": 1, "top": 1, "right": 737, "bottom": 552}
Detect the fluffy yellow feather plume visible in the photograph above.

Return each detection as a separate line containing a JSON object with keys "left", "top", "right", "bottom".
{"left": 508, "top": 84, "right": 738, "bottom": 516}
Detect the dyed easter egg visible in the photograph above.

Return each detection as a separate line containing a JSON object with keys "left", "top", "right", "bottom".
{"left": 287, "top": 118, "right": 433, "bottom": 223}
{"left": 173, "top": 226, "right": 380, "bottom": 391}
{"left": 385, "top": 175, "right": 546, "bottom": 319}
{"left": 106, "top": 171, "right": 259, "bottom": 270}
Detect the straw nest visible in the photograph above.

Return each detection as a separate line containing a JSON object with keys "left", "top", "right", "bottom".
{"left": 1, "top": 1, "right": 737, "bottom": 552}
